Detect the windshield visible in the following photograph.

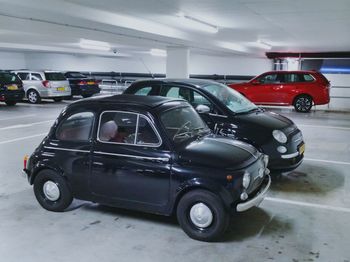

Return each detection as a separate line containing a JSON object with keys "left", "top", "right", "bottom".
{"left": 161, "top": 106, "right": 210, "bottom": 144}
{"left": 45, "top": 72, "right": 66, "bottom": 81}
{"left": 202, "top": 83, "right": 257, "bottom": 113}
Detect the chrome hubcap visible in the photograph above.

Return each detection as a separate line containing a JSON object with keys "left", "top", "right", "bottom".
{"left": 189, "top": 203, "right": 213, "bottom": 228}
{"left": 28, "top": 92, "right": 37, "bottom": 103}
{"left": 43, "top": 181, "right": 60, "bottom": 201}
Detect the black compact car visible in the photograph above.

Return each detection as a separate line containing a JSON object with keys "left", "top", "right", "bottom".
{"left": 23, "top": 95, "right": 270, "bottom": 241}
{"left": 64, "top": 71, "right": 100, "bottom": 98}
{"left": 125, "top": 79, "right": 305, "bottom": 172}
{"left": 0, "top": 71, "right": 25, "bottom": 106}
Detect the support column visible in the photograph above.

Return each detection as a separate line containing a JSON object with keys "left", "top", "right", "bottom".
{"left": 166, "top": 47, "right": 189, "bottom": 78}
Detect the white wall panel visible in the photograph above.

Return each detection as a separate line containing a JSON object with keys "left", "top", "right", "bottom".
{"left": 0, "top": 51, "right": 27, "bottom": 69}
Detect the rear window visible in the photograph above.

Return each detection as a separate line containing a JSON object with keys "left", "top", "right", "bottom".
{"left": 66, "top": 73, "right": 87, "bottom": 78}
{"left": 0, "top": 73, "right": 21, "bottom": 84}
{"left": 303, "top": 74, "right": 315, "bottom": 82}
{"left": 45, "top": 72, "right": 66, "bottom": 81}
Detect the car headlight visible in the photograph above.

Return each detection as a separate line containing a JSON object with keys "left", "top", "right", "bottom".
{"left": 242, "top": 172, "right": 251, "bottom": 189}
{"left": 272, "top": 130, "right": 287, "bottom": 144}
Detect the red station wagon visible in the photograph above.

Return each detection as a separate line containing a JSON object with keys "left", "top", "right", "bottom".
{"left": 228, "top": 71, "right": 330, "bottom": 112}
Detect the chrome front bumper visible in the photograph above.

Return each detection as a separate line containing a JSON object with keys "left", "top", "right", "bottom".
{"left": 236, "top": 175, "right": 271, "bottom": 212}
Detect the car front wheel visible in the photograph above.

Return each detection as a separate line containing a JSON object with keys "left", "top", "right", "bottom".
{"left": 294, "top": 95, "right": 313, "bottom": 112}
{"left": 5, "top": 101, "right": 17, "bottom": 106}
{"left": 176, "top": 189, "right": 230, "bottom": 241}
{"left": 53, "top": 97, "right": 63, "bottom": 102}
{"left": 33, "top": 170, "right": 73, "bottom": 212}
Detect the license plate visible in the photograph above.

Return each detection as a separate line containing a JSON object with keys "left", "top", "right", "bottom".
{"left": 7, "top": 85, "right": 18, "bottom": 90}
{"left": 299, "top": 144, "right": 305, "bottom": 155}
{"left": 87, "top": 81, "right": 95, "bottom": 85}
{"left": 57, "top": 87, "right": 65, "bottom": 91}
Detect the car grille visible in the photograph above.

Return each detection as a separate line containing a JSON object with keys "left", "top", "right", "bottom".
{"left": 246, "top": 155, "right": 266, "bottom": 194}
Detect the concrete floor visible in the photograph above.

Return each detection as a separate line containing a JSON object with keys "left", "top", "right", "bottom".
{"left": 0, "top": 99, "right": 350, "bottom": 262}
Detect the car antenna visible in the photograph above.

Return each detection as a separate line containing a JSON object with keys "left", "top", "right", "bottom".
{"left": 139, "top": 57, "right": 154, "bottom": 78}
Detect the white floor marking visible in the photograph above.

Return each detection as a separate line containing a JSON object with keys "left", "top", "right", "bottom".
{"left": 265, "top": 197, "right": 350, "bottom": 213}
{"left": 0, "top": 114, "right": 36, "bottom": 121}
{"left": 298, "top": 124, "right": 350, "bottom": 131}
{"left": 0, "top": 120, "right": 53, "bottom": 131}
{"left": 304, "top": 158, "right": 350, "bottom": 166}
{"left": 0, "top": 133, "right": 47, "bottom": 145}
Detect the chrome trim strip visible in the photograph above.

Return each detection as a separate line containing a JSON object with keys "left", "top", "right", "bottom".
{"left": 94, "top": 151, "right": 170, "bottom": 163}
{"left": 237, "top": 175, "right": 271, "bottom": 212}
{"left": 44, "top": 146, "right": 90, "bottom": 153}
{"left": 281, "top": 152, "right": 299, "bottom": 159}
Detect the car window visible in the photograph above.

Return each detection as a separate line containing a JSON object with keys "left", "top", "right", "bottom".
{"left": 0, "top": 73, "right": 22, "bottom": 84}
{"left": 56, "top": 112, "right": 94, "bottom": 141}
{"left": 257, "top": 74, "right": 282, "bottom": 84}
{"left": 303, "top": 74, "right": 315, "bottom": 82}
{"left": 134, "top": 86, "right": 152, "bottom": 96}
{"left": 44, "top": 72, "right": 66, "bottom": 81}
{"left": 98, "top": 111, "right": 160, "bottom": 146}
{"left": 31, "top": 73, "right": 43, "bottom": 81}
{"left": 17, "top": 73, "right": 30, "bottom": 80}
{"left": 162, "top": 86, "right": 216, "bottom": 113}
{"left": 284, "top": 73, "right": 302, "bottom": 83}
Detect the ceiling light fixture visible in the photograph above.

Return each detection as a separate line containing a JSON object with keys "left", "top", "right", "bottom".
{"left": 79, "top": 39, "right": 111, "bottom": 51}
{"left": 150, "top": 48, "right": 167, "bottom": 57}
{"left": 176, "top": 12, "right": 218, "bottom": 34}
{"left": 256, "top": 40, "right": 272, "bottom": 50}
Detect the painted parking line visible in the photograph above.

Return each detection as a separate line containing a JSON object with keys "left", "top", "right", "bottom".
{"left": 0, "top": 133, "right": 47, "bottom": 145}
{"left": 298, "top": 124, "right": 350, "bottom": 131}
{"left": 304, "top": 158, "right": 350, "bottom": 166}
{"left": 0, "top": 114, "right": 36, "bottom": 121}
{"left": 0, "top": 120, "right": 53, "bottom": 131}
{"left": 265, "top": 197, "right": 350, "bottom": 213}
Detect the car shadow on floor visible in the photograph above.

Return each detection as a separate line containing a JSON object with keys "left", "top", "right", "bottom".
{"left": 270, "top": 161, "right": 345, "bottom": 194}
{"left": 68, "top": 200, "right": 291, "bottom": 242}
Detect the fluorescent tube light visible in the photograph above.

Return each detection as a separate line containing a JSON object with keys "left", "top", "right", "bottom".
{"left": 79, "top": 39, "right": 111, "bottom": 51}
{"left": 219, "top": 42, "right": 247, "bottom": 53}
{"left": 256, "top": 40, "right": 272, "bottom": 50}
{"left": 150, "top": 48, "right": 167, "bottom": 57}
{"left": 176, "top": 12, "right": 218, "bottom": 33}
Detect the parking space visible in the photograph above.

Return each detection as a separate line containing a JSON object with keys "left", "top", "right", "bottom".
{"left": 1, "top": 102, "right": 349, "bottom": 262}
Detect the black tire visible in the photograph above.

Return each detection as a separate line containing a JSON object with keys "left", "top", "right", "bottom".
{"left": 33, "top": 169, "right": 73, "bottom": 212}
{"left": 176, "top": 189, "right": 230, "bottom": 242}
{"left": 293, "top": 95, "right": 313, "bottom": 113}
{"left": 82, "top": 94, "right": 92, "bottom": 98}
{"left": 5, "top": 101, "right": 17, "bottom": 106}
{"left": 27, "top": 89, "right": 41, "bottom": 104}
{"left": 53, "top": 97, "right": 63, "bottom": 102}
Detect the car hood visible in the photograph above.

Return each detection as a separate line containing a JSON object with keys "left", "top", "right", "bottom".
{"left": 235, "top": 110, "right": 293, "bottom": 131}
{"left": 177, "top": 135, "right": 260, "bottom": 169}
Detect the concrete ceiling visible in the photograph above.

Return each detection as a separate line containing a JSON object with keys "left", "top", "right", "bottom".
{"left": 0, "top": 0, "right": 349, "bottom": 58}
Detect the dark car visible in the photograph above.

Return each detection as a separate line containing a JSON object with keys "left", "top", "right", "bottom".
{"left": 23, "top": 95, "right": 270, "bottom": 241}
{"left": 124, "top": 79, "right": 305, "bottom": 172}
{"left": 64, "top": 71, "right": 100, "bottom": 98}
{"left": 0, "top": 71, "right": 25, "bottom": 106}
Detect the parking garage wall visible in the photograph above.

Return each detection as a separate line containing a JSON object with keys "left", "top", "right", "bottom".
{"left": 0, "top": 51, "right": 27, "bottom": 69}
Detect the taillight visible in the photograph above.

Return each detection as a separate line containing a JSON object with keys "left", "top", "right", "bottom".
{"left": 78, "top": 80, "right": 87, "bottom": 85}
{"left": 42, "top": 80, "right": 51, "bottom": 88}
{"left": 23, "top": 155, "right": 28, "bottom": 170}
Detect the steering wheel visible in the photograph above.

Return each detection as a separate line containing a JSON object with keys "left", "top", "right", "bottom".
{"left": 173, "top": 121, "right": 191, "bottom": 139}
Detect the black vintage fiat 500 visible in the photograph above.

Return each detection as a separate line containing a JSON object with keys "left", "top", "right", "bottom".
{"left": 125, "top": 79, "right": 305, "bottom": 172}
{"left": 23, "top": 95, "right": 270, "bottom": 241}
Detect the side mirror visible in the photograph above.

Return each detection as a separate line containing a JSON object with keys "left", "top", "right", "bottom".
{"left": 195, "top": 104, "right": 210, "bottom": 114}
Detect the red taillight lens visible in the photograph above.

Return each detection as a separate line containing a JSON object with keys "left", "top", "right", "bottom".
{"left": 23, "top": 155, "right": 28, "bottom": 170}
{"left": 42, "top": 80, "right": 50, "bottom": 88}
{"left": 78, "top": 80, "right": 87, "bottom": 85}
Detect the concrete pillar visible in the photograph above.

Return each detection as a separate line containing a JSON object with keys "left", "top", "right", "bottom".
{"left": 166, "top": 47, "right": 189, "bottom": 78}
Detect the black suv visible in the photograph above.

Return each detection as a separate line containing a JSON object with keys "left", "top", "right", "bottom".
{"left": 23, "top": 95, "right": 270, "bottom": 241}
{"left": 125, "top": 79, "right": 305, "bottom": 172}
{"left": 0, "top": 71, "right": 25, "bottom": 106}
{"left": 64, "top": 71, "right": 100, "bottom": 98}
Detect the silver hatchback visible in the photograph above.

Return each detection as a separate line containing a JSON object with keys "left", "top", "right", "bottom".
{"left": 12, "top": 70, "right": 71, "bottom": 104}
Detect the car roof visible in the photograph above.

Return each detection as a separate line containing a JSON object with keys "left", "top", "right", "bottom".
{"left": 132, "top": 78, "right": 219, "bottom": 88}
{"left": 261, "top": 70, "right": 319, "bottom": 74}
{"left": 73, "top": 94, "right": 185, "bottom": 109}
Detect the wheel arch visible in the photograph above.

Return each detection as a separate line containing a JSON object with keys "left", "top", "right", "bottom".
{"left": 292, "top": 93, "right": 313, "bottom": 105}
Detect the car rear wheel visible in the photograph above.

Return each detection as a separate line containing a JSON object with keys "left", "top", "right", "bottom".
{"left": 293, "top": 95, "right": 313, "bottom": 113}
{"left": 33, "top": 169, "right": 73, "bottom": 212}
{"left": 176, "top": 189, "right": 230, "bottom": 241}
{"left": 5, "top": 101, "right": 17, "bottom": 106}
{"left": 27, "top": 90, "right": 41, "bottom": 104}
